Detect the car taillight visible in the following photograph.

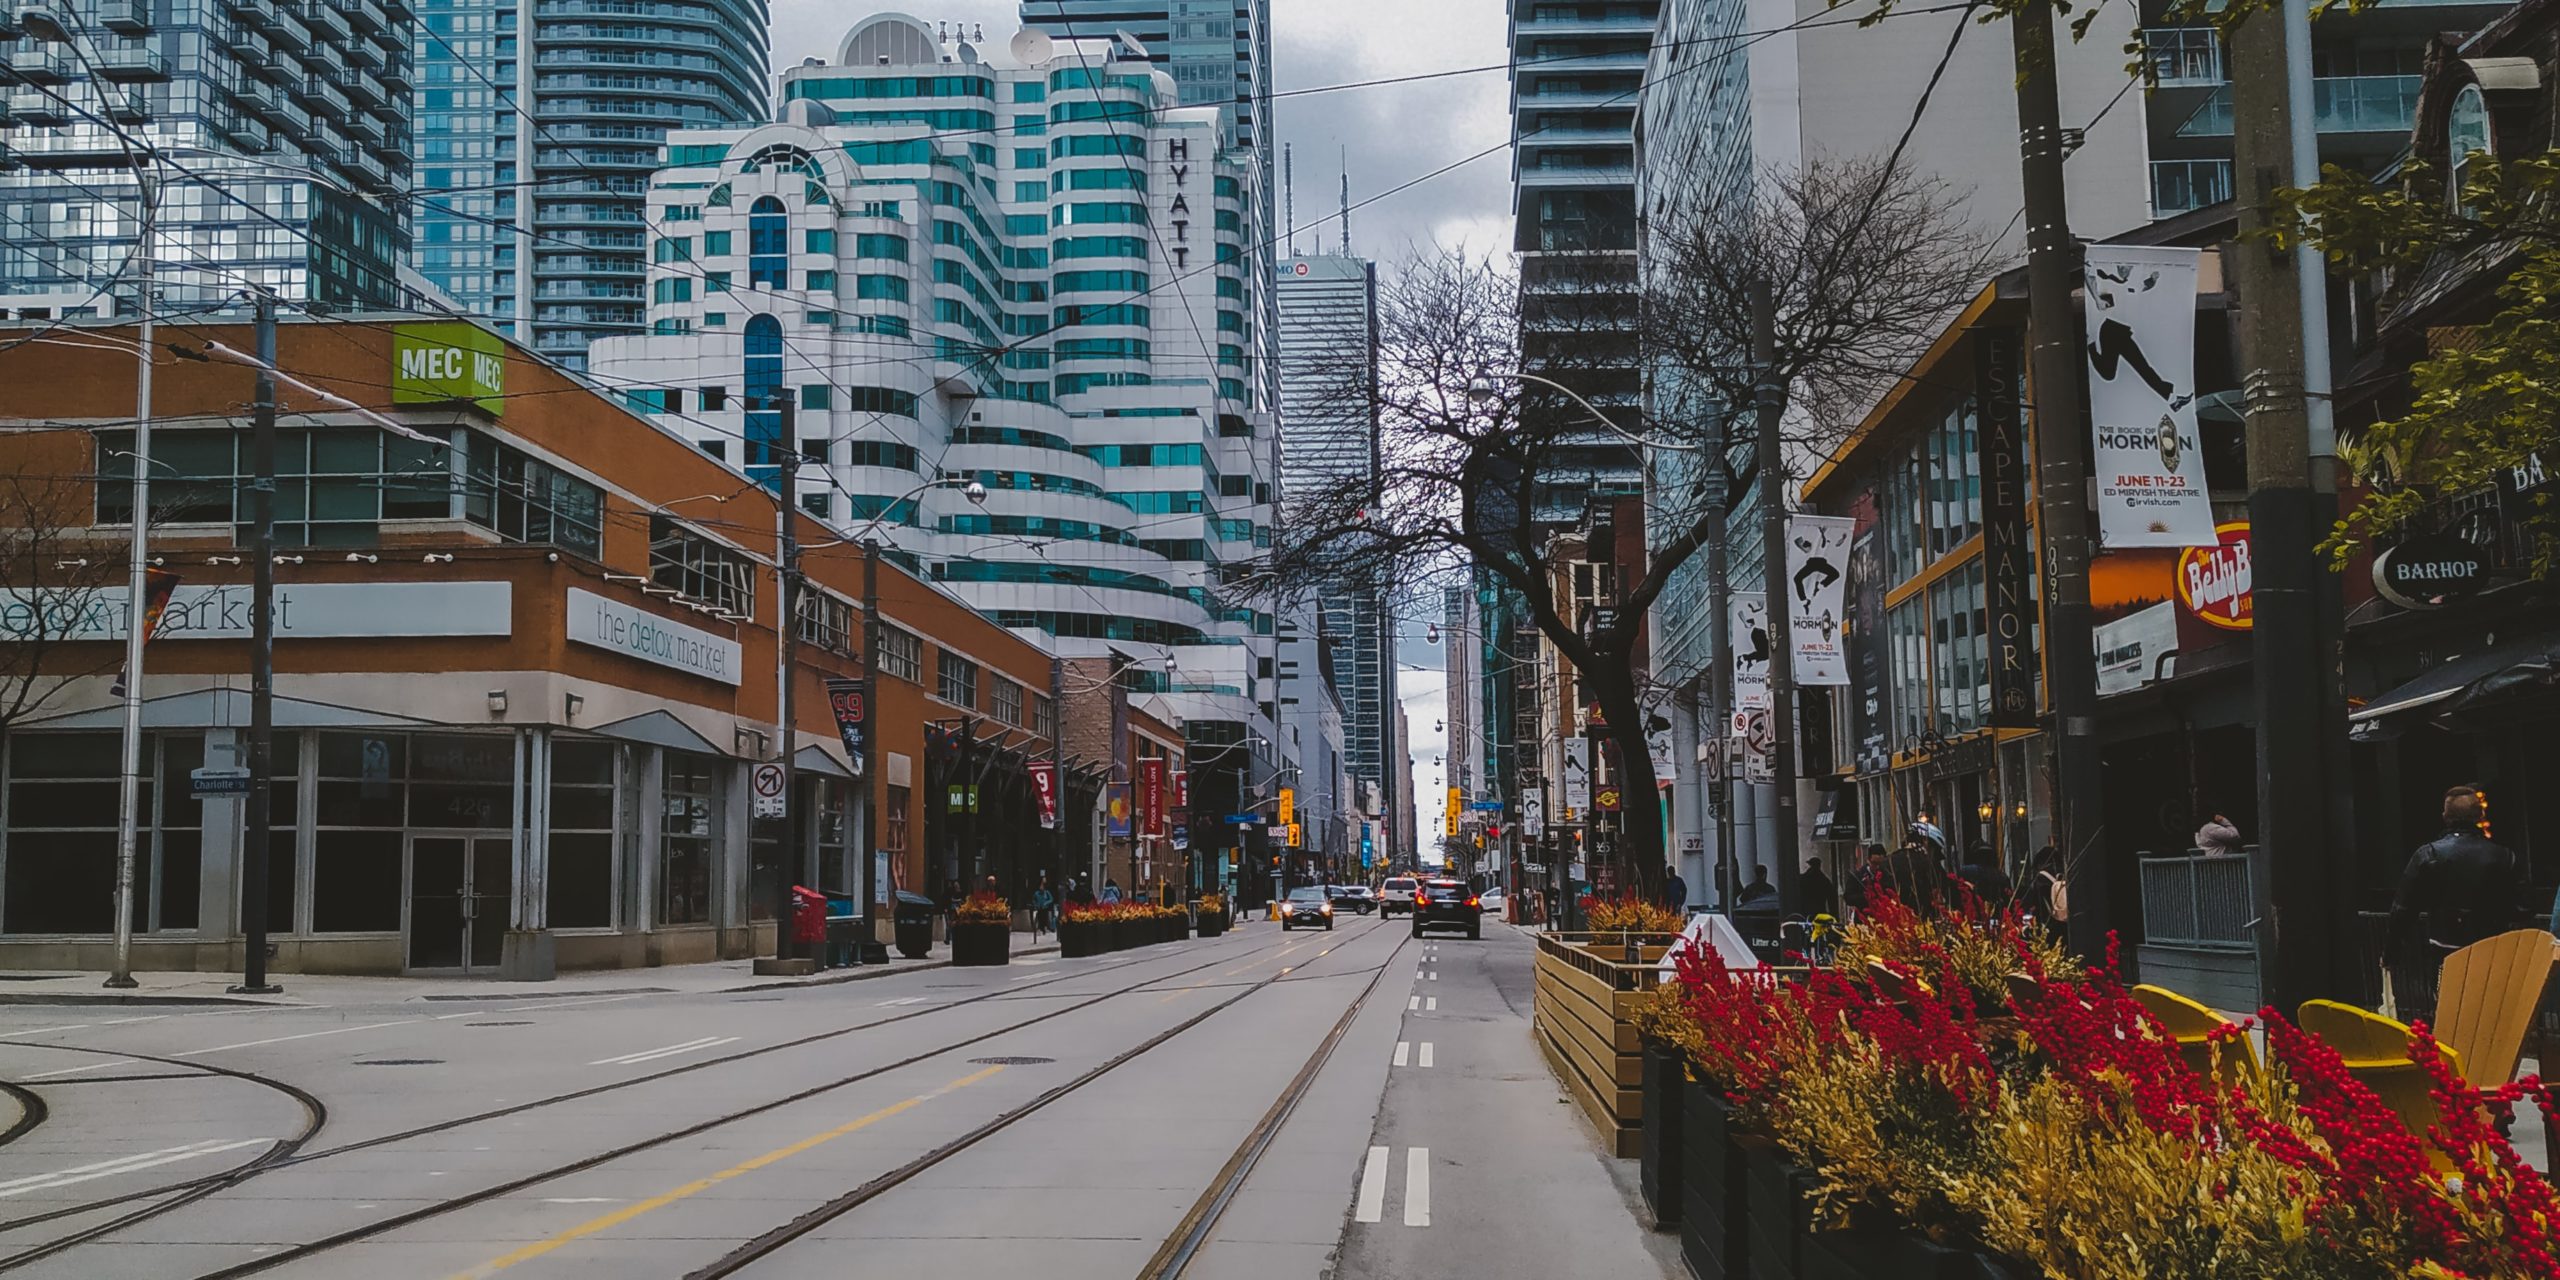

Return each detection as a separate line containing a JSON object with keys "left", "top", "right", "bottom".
{"left": 1466, "top": 896, "right": 1479, "bottom": 909}
{"left": 1414, "top": 895, "right": 1428, "bottom": 907}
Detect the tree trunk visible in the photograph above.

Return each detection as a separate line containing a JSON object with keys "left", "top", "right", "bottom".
{"left": 1587, "top": 662, "right": 1666, "bottom": 904}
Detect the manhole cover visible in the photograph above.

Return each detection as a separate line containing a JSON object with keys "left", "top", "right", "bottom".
{"left": 463, "top": 1021, "right": 533, "bottom": 1027}
{"left": 355, "top": 1059, "right": 446, "bottom": 1066}
{"left": 967, "top": 1056, "right": 1054, "bottom": 1066}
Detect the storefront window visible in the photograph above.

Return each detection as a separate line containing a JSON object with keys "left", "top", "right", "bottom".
{"left": 1889, "top": 599, "right": 1928, "bottom": 751}
{"left": 2, "top": 731, "right": 203, "bottom": 934}
{"left": 313, "top": 732, "right": 515, "bottom": 933}
{"left": 814, "top": 778, "right": 851, "bottom": 893}
{"left": 885, "top": 785, "right": 910, "bottom": 886}
{"left": 548, "top": 740, "right": 618, "bottom": 929}
{"left": 255, "top": 734, "right": 300, "bottom": 934}
{"left": 660, "top": 753, "right": 718, "bottom": 926}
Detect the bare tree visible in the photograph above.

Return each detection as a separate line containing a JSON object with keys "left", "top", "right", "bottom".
{"left": 0, "top": 464, "right": 130, "bottom": 739}
{"left": 1265, "top": 157, "right": 1991, "bottom": 896}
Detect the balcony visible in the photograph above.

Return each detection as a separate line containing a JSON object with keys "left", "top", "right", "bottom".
{"left": 9, "top": 90, "right": 67, "bottom": 125}
{"left": 335, "top": 0, "right": 388, "bottom": 35}
{"left": 6, "top": 47, "right": 72, "bottom": 86}
{"left": 2175, "top": 75, "right": 2422, "bottom": 137}
{"left": 339, "top": 146, "right": 393, "bottom": 192}
{"left": 301, "top": 0, "right": 349, "bottom": 44}
{"left": 2150, "top": 158, "right": 2232, "bottom": 218}
{"left": 2142, "top": 28, "right": 2222, "bottom": 86}
{"left": 94, "top": 47, "right": 172, "bottom": 83}
{"left": 298, "top": 74, "right": 350, "bottom": 120}
{"left": 105, "top": 89, "right": 148, "bottom": 124}
{"left": 98, "top": 0, "right": 150, "bottom": 33}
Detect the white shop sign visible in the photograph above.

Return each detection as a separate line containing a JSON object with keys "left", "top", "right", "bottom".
{"left": 0, "top": 581, "right": 512, "bottom": 641}
{"left": 565, "top": 587, "right": 741, "bottom": 686}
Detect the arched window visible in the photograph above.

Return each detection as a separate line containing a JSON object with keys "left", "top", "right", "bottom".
{"left": 2448, "top": 84, "right": 2490, "bottom": 213}
{"left": 750, "top": 195, "right": 788, "bottom": 289}
{"left": 744, "top": 314, "right": 783, "bottom": 476}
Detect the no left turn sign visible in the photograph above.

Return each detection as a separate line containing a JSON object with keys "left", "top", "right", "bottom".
{"left": 752, "top": 763, "right": 787, "bottom": 819}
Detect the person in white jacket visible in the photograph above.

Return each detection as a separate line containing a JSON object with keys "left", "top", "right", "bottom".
{"left": 2194, "top": 813, "right": 2244, "bottom": 856}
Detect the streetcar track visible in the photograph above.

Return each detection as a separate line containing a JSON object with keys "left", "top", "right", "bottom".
{"left": 0, "top": 939, "right": 1208, "bottom": 1253}
{"left": 0, "top": 1083, "right": 42, "bottom": 1149}
{"left": 684, "top": 921, "right": 1405, "bottom": 1278}
{"left": 170, "top": 924, "right": 1336, "bottom": 1280}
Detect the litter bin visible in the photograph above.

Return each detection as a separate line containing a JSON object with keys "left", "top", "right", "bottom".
{"left": 825, "top": 894, "right": 860, "bottom": 968}
{"left": 893, "top": 890, "right": 937, "bottom": 959}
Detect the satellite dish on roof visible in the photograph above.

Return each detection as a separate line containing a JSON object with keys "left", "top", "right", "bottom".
{"left": 1114, "top": 29, "right": 1151, "bottom": 58}
{"left": 1010, "top": 29, "right": 1055, "bottom": 64}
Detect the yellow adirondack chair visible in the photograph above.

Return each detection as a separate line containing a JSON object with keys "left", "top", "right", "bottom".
{"left": 2299, "top": 999, "right": 2463, "bottom": 1170}
{"left": 2132, "top": 983, "right": 2258, "bottom": 1083}
{"left": 2428, "top": 928, "right": 2556, "bottom": 1090}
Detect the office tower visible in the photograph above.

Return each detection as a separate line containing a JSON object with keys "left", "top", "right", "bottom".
{"left": 0, "top": 0, "right": 415, "bottom": 315}
{"left": 411, "top": 0, "right": 766, "bottom": 369}
{"left": 1274, "top": 250, "right": 1395, "bottom": 849}
{"left": 589, "top": 14, "right": 1279, "bottom": 878}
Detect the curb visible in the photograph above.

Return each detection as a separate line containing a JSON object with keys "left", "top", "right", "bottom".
{"left": 0, "top": 991, "right": 306, "bottom": 1007}
{"left": 716, "top": 940, "right": 1065, "bottom": 994}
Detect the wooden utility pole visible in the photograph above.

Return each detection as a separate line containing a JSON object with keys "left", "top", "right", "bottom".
{"left": 2010, "top": 1, "right": 2109, "bottom": 957}
{"left": 1751, "top": 279, "right": 1802, "bottom": 912}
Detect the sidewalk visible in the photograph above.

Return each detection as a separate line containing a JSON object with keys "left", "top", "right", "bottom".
{"left": 0, "top": 934, "right": 1063, "bottom": 1007}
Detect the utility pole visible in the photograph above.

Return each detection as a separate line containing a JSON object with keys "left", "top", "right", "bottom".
{"left": 1752, "top": 280, "right": 1801, "bottom": 913}
{"left": 859, "top": 537, "right": 884, "bottom": 962}
{"left": 106, "top": 167, "right": 159, "bottom": 991}
{"left": 2232, "top": 0, "right": 2338, "bottom": 1008}
{"left": 1702, "top": 401, "right": 1735, "bottom": 912}
{"left": 2011, "top": 1, "right": 2107, "bottom": 959}
{"left": 1052, "top": 657, "right": 1068, "bottom": 902}
{"left": 233, "top": 297, "right": 282, "bottom": 994}
{"left": 770, "top": 398, "right": 800, "bottom": 962}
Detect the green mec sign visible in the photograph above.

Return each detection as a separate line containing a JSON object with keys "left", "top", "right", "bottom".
{"left": 391, "top": 322, "right": 505, "bottom": 415}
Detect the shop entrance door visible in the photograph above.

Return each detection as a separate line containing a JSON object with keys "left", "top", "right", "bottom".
{"left": 407, "top": 835, "right": 513, "bottom": 973}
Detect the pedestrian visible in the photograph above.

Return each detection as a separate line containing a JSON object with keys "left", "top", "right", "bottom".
{"left": 1663, "top": 863, "right": 1689, "bottom": 912}
{"left": 2194, "top": 811, "right": 2245, "bottom": 856}
{"left": 1890, "top": 829, "right": 1942, "bottom": 917}
{"left": 1800, "top": 857, "right": 1838, "bottom": 919}
{"left": 2024, "top": 844, "right": 2066, "bottom": 941}
{"left": 1031, "top": 873, "right": 1056, "bottom": 937}
{"left": 1736, "top": 864, "right": 1780, "bottom": 910}
{"left": 1845, "top": 843, "right": 1890, "bottom": 918}
{"left": 1959, "top": 843, "right": 2012, "bottom": 913}
{"left": 2390, "top": 785, "right": 2529, "bottom": 1010}
{"left": 1101, "top": 878, "right": 1122, "bottom": 904}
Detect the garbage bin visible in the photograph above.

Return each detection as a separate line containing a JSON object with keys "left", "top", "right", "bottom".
{"left": 893, "top": 890, "right": 937, "bottom": 959}
{"left": 825, "top": 894, "right": 859, "bottom": 968}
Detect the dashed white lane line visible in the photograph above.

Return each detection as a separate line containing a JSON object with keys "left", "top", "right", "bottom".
{"left": 99, "top": 1015, "right": 166, "bottom": 1026}
{"left": 876, "top": 996, "right": 931, "bottom": 1007}
{"left": 1354, "top": 1146, "right": 1391, "bottom": 1223}
{"left": 1427, "top": 972, "right": 1437, "bottom": 981}
{"left": 1393, "top": 1041, "right": 1410, "bottom": 1067}
{"left": 175, "top": 1019, "right": 422, "bottom": 1058}
{"left": 1426, "top": 997, "right": 1436, "bottom": 1012}
{"left": 0, "top": 1025, "right": 92, "bottom": 1041}
{"left": 23, "top": 1059, "right": 133, "bottom": 1081}
{"left": 0, "top": 1139, "right": 271, "bottom": 1198}
{"left": 1405, "top": 1148, "right": 1431, "bottom": 1226}
{"left": 1407, "top": 996, "right": 1419, "bottom": 1011}
{"left": 1418, "top": 1042, "right": 1434, "bottom": 1068}
{"left": 589, "top": 1036, "right": 738, "bottom": 1066}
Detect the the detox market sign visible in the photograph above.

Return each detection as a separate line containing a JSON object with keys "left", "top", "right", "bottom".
{"left": 391, "top": 321, "right": 505, "bottom": 415}
{"left": 0, "top": 581, "right": 512, "bottom": 641}
{"left": 565, "top": 588, "right": 740, "bottom": 685}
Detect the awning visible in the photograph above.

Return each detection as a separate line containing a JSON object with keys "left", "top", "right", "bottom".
{"left": 794, "top": 744, "right": 853, "bottom": 779}
{"left": 2350, "top": 630, "right": 2560, "bottom": 740}
{"left": 589, "top": 709, "right": 727, "bottom": 756}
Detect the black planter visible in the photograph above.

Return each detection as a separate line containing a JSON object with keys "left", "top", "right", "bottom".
{"left": 950, "top": 921, "right": 1010, "bottom": 966}
{"left": 1798, "top": 1226, "right": 1891, "bottom": 1280}
{"left": 1101, "top": 920, "right": 1124, "bottom": 953}
{"left": 1058, "top": 921, "right": 1094, "bottom": 958}
{"left": 1740, "top": 1137, "right": 1809, "bottom": 1280}
{"left": 1197, "top": 911, "right": 1227, "bottom": 937}
{"left": 1639, "top": 1040, "right": 1684, "bottom": 1230}
{"left": 1680, "top": 1078, "right": 1745, "bottom": 1280}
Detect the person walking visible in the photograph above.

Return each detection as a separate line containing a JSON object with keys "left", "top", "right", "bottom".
{"left": 2390, "top": 785, "right": 2528, "bottom": 1011}
{"left": 2024, "top": 844, "right": 2066, "bottom": 941}
{"left": 1891, "top": 829, "right": 1943, "bottom": 917}
{"left": 1800, "top": 857, "right": 1838, "bottom": 919}
{"left": 1030, "top": 873, "right": 1057, "bottom": 938}
{"left": 1736, "top": 865, "right": 1780, "bottom": 910}
{"left": 1663, "top": 864, "right": 1689, "bottom": 913}
{"left": 1100, "top": 878, "right": 1122, "bottom": 905}
{"left": 1845, "top": 843, "right": 1892, "bottom": 919}
{"left": 1958, "top": 844, "right": 2013, "bottom": 915}
{"left": 2195, "top": 812, "right": 2245, "bottom": 856}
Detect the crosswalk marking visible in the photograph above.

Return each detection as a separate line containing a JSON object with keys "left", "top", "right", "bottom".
{"left": 1426, "top": 996, "right": 1436, "bottom": 1011}
{"left": 1418, "top": 1042, "right": 1434, "bottom": 1068}
{"left": 1405, "top": 1147, "right": 1431, "bottom": 1226}
{"left": 1393, "top": 1041, "right": 1410, "bottom": 1067}
{"left": 1354, "top": 1146, "right": 1391, "bottom": 1223}
{"left": 1407, "top": 995, "right": 1419, "bottom": 1011}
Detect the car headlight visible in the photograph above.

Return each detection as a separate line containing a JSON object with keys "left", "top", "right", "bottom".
{"left": 1321, "top": 903, "right": 1333, "bottom": 914}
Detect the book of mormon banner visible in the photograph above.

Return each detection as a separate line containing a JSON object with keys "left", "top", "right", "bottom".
{"left": 2083, "top": 245, "right": 2217, "bottom": 548}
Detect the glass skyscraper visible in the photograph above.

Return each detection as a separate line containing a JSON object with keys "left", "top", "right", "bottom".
{"left": 0, "top": 0, "right": 415, "bottom": 316}
{"left": 411, "top": 0, "right": 766, "bottom": 370}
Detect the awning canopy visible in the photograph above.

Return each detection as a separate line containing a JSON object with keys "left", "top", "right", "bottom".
{"left": 2350, "top": 630, "right": 2560, "bottom": 740}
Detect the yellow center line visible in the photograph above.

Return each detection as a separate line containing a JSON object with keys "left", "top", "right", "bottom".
{"left": 446, "top": 1065, "right": 1004, "bottom": 1278}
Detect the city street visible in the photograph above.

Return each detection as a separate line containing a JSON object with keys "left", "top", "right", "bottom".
{"left": 0, "top": 916, "right": 1678, "bottom": 1280}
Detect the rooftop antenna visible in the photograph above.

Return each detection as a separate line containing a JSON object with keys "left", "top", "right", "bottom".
{"left": 1285, "top": 143, "right": 1297, "bottom": 255}
{"left": 1339, "top": 146, "right": 1352, "bottom": 256}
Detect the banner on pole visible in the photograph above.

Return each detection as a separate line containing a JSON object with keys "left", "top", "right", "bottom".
{"left": 1138, "top": 757, "right": 1166, "bottom": 837}
{"left": 1976, "top": 326, "right": 2041, "bottom": 727}
{"left": 2084, "top": 245, "right": 2216, "bottom": 548}
{"left": 1105, "top": 782, "right": 1132, "bottom": 839}
{"left": 1028, "top": 760, "right": 1058, "bottom": 830}
{"left": 823, "top": 678, "right": 869, "bottom": 778}
{"left": 1732, "top": 593, "right": 1771, "bottom": 709}
{"left": 1561, "top": 740, "right": 1592, "bottom": 817}
{"left": 1784, "top": 515, "right": 1853, "bottom": 685}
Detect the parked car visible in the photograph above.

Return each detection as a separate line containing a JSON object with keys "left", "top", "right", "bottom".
{"left": 1380, "top": 876, "right": 1419, "bottom": 917}
{"left": 1327, "top": 884, "right": 1377, "bottom": 915}
{"left": 1410, "top": 879, "right": 1482, "bottom": 939}
{"left": 1478, "top": 887, "right": 1507, "bottom": 918}
{"left": 1280, "top": 885, "right": 1334, "bottom": 931}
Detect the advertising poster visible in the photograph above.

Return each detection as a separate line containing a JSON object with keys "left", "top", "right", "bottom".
{"left": 1785, "top": 515, "right": 1853, "bottom": 685}
{"left": 1138, "top": 757, "right": 1166, "bottom": 837}
{"left": 1105, "top": 782, "right": 1133, "bottom": 839}
{"left": 1028, "top": 760, "right": 1058, "bottom": 830}
{"left": 1732, "top": 593, "right": 1770, "bottom": 710}
{"left": 2084, "top": 245, "right": 2217, "bottom": 548}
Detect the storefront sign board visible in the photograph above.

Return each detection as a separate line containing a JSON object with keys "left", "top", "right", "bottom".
{"left": 4, "top": 581, "right": 512, "bottom": 642}
{"left": 565, "top": 587, "right": 741, "bottom": 685}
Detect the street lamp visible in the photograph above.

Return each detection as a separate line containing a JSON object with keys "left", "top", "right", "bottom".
{"left": 1464, "top": 372, "right": 1703, "bottom": 452}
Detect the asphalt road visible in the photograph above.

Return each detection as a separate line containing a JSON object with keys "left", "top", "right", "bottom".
{"left": 0, "top": 914, "right": 1683, "bottom": 1280}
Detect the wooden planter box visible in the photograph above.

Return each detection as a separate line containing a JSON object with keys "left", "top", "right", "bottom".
{"left": 1681, "top": 1078, "right": 1746, "bottom": 1280}
{"left": 950, "top": 922, "right": 1010, "bottom": 966}
{"left": 1532, "top": 932, "right": 1673, "bottom": 1158}
{"left": 1639, "top": 1039, "right": 1684, "bottom": 1230}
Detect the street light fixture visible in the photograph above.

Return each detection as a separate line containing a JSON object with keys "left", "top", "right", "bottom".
{"left": 1465, "top": 372, "right": 1702, "bottom": 452}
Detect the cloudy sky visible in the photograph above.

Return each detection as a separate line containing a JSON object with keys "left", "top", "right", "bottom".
{"left": 772, "top": 0, "right": 1503, "bottom": 864}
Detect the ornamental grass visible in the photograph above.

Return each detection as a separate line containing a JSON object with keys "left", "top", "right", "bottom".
{"left": 1585, "top": 896, "right": 1686, "bottom": 936}
{"left": 1645, "top": 893, "right": 2560, "bottom": 1280}
{"left": 952, "top": 891, "right": 1010, "bottom": 926}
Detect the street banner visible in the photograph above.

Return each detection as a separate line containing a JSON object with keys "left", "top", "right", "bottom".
{"left": 1643, "top": 697, "right": 1676, "bottom": 783}
{"left": 1732, "top": 594, "right": 1771, "bottom": 709}
{"left": 1278, "top": 786, "right": 1295, "bottom": 826}
{"left": 1523, "top": 791, "right": 1546, "bottom": 839}
{"left": 1105, "top": 782, "right": 1132, "bottom": 838}
{"left": 1975, "top": 326, "right": 2040, "bottom": 727}
{"left": 1846, "top": 526, "right": 1892, "bottom": 770}
{"left": 1445, "top": 786, "right": 1459, "bottom": 837}
{"left": 138, "top": 566, "right": 182, "bottom": 643}
{"left": 1785, "top": 515, "right": 1853, "bottom": 685}
{"left": 1028, "top": 760, "right": 1058, "bottom": 830}
{"left": 1562, "top": 740, "right": 1592, "bottom": 816}
{"left": 824, "top": 678, "right": 870, "bottom": 777}
{"left": 1172, "top": 771, "right": 1188, "bottom": 812}
{"left": 1138, "top": 757, "right": 1166, "bottom": 837}
{"left": 2084, "top": 245, "right": 2217, "bottom": 548}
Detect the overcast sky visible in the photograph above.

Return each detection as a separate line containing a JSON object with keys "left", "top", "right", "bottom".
{"left": 770, "top": 0, "right": 1502, "bottom": 865}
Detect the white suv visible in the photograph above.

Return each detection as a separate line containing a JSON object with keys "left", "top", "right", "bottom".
{"left": 1380, "top": 876, "right": 1419, "bottom": 917}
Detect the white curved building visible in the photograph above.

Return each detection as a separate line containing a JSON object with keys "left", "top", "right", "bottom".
{"left": 591, "top": 14, "right": 1282, "bottom": 867}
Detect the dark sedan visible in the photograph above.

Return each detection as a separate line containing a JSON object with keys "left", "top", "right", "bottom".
{"left": 1409, "top": 879, "right": 1481, "bottom": 939}
{"left": 1279, "top": 886, "right": 1334, "bottom": 930}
